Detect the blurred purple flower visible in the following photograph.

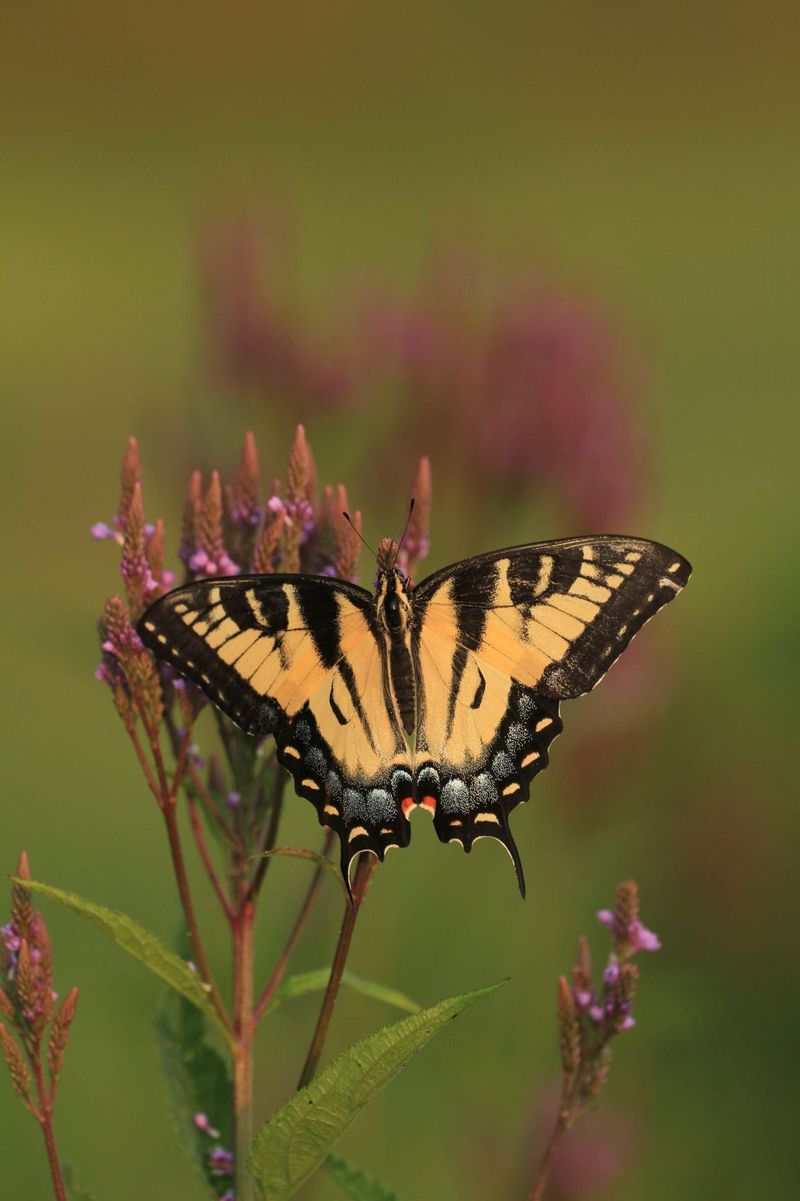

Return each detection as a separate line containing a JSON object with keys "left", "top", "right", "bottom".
{"left": 200, "top": 220, "right": 648, "bottom": 531}
{"left": 199, "top": 216, "right": 356, "bottom": 411}
{"left": 597, "top": 881, "right": 661, "bottom": 957}
{"left": 597, "top": 910, "right": 661, "bottom": 954}
{"left": 209, "top": 1145, "right": 234, "bottom": 1177}
{"left": 193, "top": 1112, "right": 220, "bottom": 1138}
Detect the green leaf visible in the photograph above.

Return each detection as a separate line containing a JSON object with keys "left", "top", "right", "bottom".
{"left": 17, "top": 878, "right": 232, "bottom": 1047}
{"left": 156, "top": 989, "right": 232, "bottom": 1196}
{"left": 248, "top": 979, "right": 507, "bottom": 1200}
{"left": 325, "top": 1152, "right": 405, "bottom": 1201}
{"left": 255, "top": 847, "right": 348, "bottom": 900}
{"left": 268, "top": 969, "right": 420, "bottom": 1016}
{"left": 62, "top": 1162, "right": 95, "bottom": 1200}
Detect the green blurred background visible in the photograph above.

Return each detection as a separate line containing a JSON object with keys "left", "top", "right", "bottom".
{"left": 3, "top": 2, "right": 798, "bottom": 1197}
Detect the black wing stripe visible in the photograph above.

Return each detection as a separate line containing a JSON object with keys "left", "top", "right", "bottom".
{"left": 296, "top": 584, "right": 342, "bottom": 668}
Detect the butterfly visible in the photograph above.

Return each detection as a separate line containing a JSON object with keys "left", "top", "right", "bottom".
{"left": 137, "top": 534, "right": 690, "bottom": 896}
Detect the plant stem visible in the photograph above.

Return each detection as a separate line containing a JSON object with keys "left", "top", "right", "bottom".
{"left": 248, "top": 771, "right": 286, "bottom": 901}
{"left": 254, "top": 830, "right": 335, "bottom": 1026}
{"left": 32, "top": 1061, "right": 67, "bottom": 1201}
{"left": 161, "top": 803, "right": 230, "bottom": 1032}
{"left": 528, "top": 1104, "right": 573, "bottom": 1201}
{"left": 186, "top": 794, "right": 235, "bottom": 921}
{"left": 296, "top": 853, "right": 375, "bottom": 1090}
{"left": 233, "top": 900, "right": 256, "bottom": 1201}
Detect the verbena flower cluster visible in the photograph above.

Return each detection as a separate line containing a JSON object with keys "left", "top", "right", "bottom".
{"left": 557, "top": 880, "right": 660, "bottom": 1115}
{"left": 0, "top": 854, "right": 78, "bottom": 1139}
{"left": 92, "top": 426, "right": 431, "bottom": 844}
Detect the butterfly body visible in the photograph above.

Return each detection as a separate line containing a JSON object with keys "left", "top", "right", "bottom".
{"left": 137, "top": 535, "right": 690, "bottom": 895}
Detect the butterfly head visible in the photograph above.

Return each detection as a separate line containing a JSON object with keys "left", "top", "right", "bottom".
{"left": 375, "top": 568, "right": 412, "bottom": 634}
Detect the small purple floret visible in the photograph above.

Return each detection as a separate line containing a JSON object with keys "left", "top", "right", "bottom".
{"left": 628, "top": 920, "right": 661, "bottom": 952}
{"left": 194, "top": 1112, "right": 220, "bottom": 1138}
{"left": 597, "top": 909, "right": 661, "bottom": 954}
{"left": 603, "top": 961, "right": 620, "bottom": 986}
{"left": 209, "top": 1146, "right": 234, "bottom": 1176}
{"left": 1, "top": 923, "right": 20, "bottom": 955}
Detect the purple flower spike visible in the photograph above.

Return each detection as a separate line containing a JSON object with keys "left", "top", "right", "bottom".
{"left": 597, "top": 882, "right": 661, "bottom": 958}
{"left": 226, "top": 791, "right": 241, "bottom": 808}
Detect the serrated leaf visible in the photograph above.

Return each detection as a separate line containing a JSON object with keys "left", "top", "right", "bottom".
{"left": 325, "top": 1152, "right": 404, "bottom": 1201}
{"left": 248, "top": 979, "right": 507, "bottom": 1199}
{"left": 156, "top": 989, "right": 233, "bottom": 1196}
{"left": 62, "top": 1161, "right": 95, "bottom": 1200}
{"left": 18, "top": 879, "right": 232, "bottom": 1047}
{"left": 268, "top": 969, "right": 419, "bottom": 1016}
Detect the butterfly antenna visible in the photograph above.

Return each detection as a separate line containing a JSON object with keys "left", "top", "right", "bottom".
{"left": 393, "top": 498, "right": 416, "bottom": 568}
{"left": 342, "top": 512, "right": 376, "bottom": 558}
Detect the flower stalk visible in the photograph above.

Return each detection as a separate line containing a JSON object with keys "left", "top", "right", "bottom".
{"left": 0, "top": 854, "right": 77, "bottom": 1201}
{"left": 528, "top": 880, "right": 659, "bottom": 1201}
{"left": 297, "top": 853, "right": 377, "bottom": 1091}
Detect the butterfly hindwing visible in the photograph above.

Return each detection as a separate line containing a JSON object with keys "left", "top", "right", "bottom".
{"left": 411, "top": 681, "right": 562, "bottom": 897}
{"left": 137, "top": 574, "right": 413, "bottom": 884}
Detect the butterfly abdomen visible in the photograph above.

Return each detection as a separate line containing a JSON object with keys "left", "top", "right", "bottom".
{"left": 388, "top": 637, "right": 416, "bottom": 734}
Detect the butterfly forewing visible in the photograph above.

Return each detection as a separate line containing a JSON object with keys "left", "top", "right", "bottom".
{"left": 415, "top": 536, "right": 691, "bottom": 699}
{"left": 137, "top": 574, "right": 414, "bottom": 884}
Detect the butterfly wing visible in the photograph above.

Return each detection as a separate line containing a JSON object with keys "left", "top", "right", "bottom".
{"left": 137, "top": 574, "right": 414, "bottom": 883}
{"left": 412, "top": 536, "right": 691, "bottom": 893}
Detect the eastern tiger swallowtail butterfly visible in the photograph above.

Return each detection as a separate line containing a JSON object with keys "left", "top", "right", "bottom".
{"left": 137, "top": 535, "right": 690, "bottom": 896}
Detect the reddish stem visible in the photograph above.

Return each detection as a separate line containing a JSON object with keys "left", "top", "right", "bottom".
{"left": 169, "top": 727, "right": 193, "bottom": 799}
{"left": 137, "top": 704, "right": 170, "bottom": 798}
{"left": 186, "top": 794, "right": 235, "bottom": 921}
{"left": 127, "top": 725, "right": 164, "bottom": 806}
{"left": 161, "top": 804, "right": 230, "bottom": 1032}
{"left": 296, "top": 854, "right": 376, "bottom": 1090}
{"left": 529, "top": 1071, "right": 588, "bottom": 1201}
{"left": 254, "top": 830, "right": 335, "bottom": 1026}
{"left": 32, "top": 1060, "right": 67, "bottom": 1201}
{"left": 247, "top": 772, "right": 286, "bottom": 901}
{"left": 232, "top": 900, "right": 256, "bottom": 1201}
